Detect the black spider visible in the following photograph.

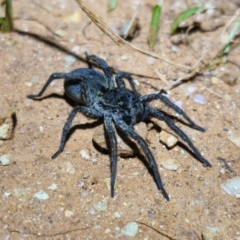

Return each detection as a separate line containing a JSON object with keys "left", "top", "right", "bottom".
{"left": 27, "top": 54, "right": 211, "bottom": 200}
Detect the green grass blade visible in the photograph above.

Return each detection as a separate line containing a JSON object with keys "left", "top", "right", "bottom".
{"left": 171, "top": 6, "right": 205, "bottom": 34}
{"left": 222, "top": 18, "right": 240, "bottom": 62}
{"left": 108, "top": 0, "right": 117, "bottom": 12}
{"left": 148, "top": 5, "right": 162, "bottom": 48}
{"left": 0, "top": 0, "right": 13, "bottom": 32}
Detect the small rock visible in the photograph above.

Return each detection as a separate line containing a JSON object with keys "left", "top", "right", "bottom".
{"left": 63, "top": 11, "right": 81, "bottom": 23}
{"left": 202, "top": 230, "right": 214, "bottom": 240}
{"left": 114, "top": 212, "right": 121, "bottom": 218}
{"left": 121, "top": 222, "right": 138, "bottom": 237}
{"left": 221, "top": 177, "right": 240, "bottom": 198}
{"left": 159, "top": 130, "right": 178, "bottom": 148}
{"left": 161, "top": 158, "right": 178, "bottom": 170}
{"left": 193, "top": 94, "right": 206, "bottom": 105}
{"left": 34, "top": 190, "right": 49, "bottom": 200}
{"left": 0, "top": 123, "right": 10, "bottom": 139}
{"left": 61, "top": 161, "right": 75, "bottom": 174}
{"left": 80, "top": 150, "right": 90, "bottom": 160}
{"left": 14, "top": 188, "right": 31, "bottom": 202}
{"left": 93, "top": 201, "right": 108, "bottom": 211}
{"left": 64, "top": 55, "right": 76, "bottom": 67}
{"left": 228, "top": 136, "right": 240, "bottom": 148}
{"left": 0, "top": 154, "right": 11, "bottom": 165}
{"left": 224, "top": 94, "right": 232, "bottom": 101}
{"left": 211, "top": 77, "right": 219, "bottom": 84}
{"left": 65, "top": 210, "right": 74, "bottom": 217}
{"left": 185, "top": 86, "right": 196, "bottom": 96}
{"left": 48, "top": 183, "right": 58, "bottom": 190}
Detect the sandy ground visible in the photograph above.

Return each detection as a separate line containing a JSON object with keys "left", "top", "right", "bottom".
{"left": 0, "top": 0, "right": 240, "bottom": 239}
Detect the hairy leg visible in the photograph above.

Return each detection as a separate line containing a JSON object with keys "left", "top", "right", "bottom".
{"left": 27, "top": 73, "right": 67, "bottom": 99}
{"left": 104, "top": 113, "right": 118, "bottom": 197}
{"left": 115, "top": 72, "right": 137, "bottom": 92}
{"left": 52, "top": 106, "right": 101, "bottom": 159}
{"left": 114, "top": 116, "right": 169, "bottom": 201}
{"left": 88, "top": 55, "right": 114, "bottom": 89}
{"left": 141, "top": 93, "right": 205, "bottom": 132}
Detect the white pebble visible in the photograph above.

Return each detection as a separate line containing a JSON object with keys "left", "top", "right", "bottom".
{"left": 161, "top": 158, "right": 179, "bottom": 170}
{"left": 0, "top": 124, "right": 10, "bottom": 139}
{"left": 48, "top": 183, "right": 58, "bottom": 190}
{"left": 193, "top": 94, "right": 206, "bottom": 104}
{"left": 65, "top": 210, "right": 74, "bottom": 217}
{"left": 121, "top": 222, "right": 138, "bottom": 237}
{"left": 185, "top": 86, "right": 196, "bottom": 96}
{"left": 0, "top": 154, "right": 11, "bottom": 165}
{"left": 93, "top": 201, "right": 108, "bottom": 211}
{"left": 221, "top": 177, "right": 240, "bottom": 198}
{"left": 228, "top": 136, "right": 240, "bottom": 148}
{"left": 61, "top": 161, "right": 75, "bottom": 174}
{"left": 80, "top": 150, "right": 90, "bottom": 160}
{"left": 34, "top": 190, "right": 49, "bottom": 200}
{"left": 64, "top": 55, "right": 76, "bottom": 67}
{"left": 160, "top": 130, "right": 178, "bottom": 148}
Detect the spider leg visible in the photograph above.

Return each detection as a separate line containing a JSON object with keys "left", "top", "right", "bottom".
{"left": 88, "top": 55, "right": 114, "bottom": 89}
{"left": 115, "top": 72, "right": 137, "bottom": 92}
{"left": 113, "top": 117, "right": 169, "bottom": 201}
{"left": 140, "top": 93, "right": 205, "bottom": 132}
{"left": 27, "top": 73, "right": 67, "bottom": 99}
{"left": 52, "top": 106, "right": 101, "bottom": 159}
{"left": 149, "top": 107, "right": 211, "bottom": 167}
{"left": 104, "top": 113, "right": 118, "bottom": 197}
{"left": 84, "top": 51, "right": 93, "bottom": 69}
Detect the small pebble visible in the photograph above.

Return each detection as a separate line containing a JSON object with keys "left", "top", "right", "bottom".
{"left": 34, "top": 190, "right": 49, "bottom": 200}
{"left": 161, "top": 158, "right": 178, "bottom": 171}
{"left": 39, "top": 126, "right": 43, "bottom": 133}
{"left": 14, "top": 188, "right": 30, "bottom": 202}
{"left": 121, "top": 222, "right": 138, "bottom": 237}
{"left": 224, "top": 94, "right": 232, "bottom": 101}
{"left": 61, "top": 161, "right": 75, "bottom": 174}
{"left": 64, "top": 55, "right": 76, "bottom": 67}
{"left": 221, "top": 177, "right": 240, "bottom": 198}
{"left": 65, "top": 210, "right": 74, "bottom": 217}
{"left": 211, "top": 77, "right": 219, "bottom": 84}
{"left": 54, "top": 29, "right": 66, "bottom": 37}
{"left": 80, "top": 150, "right": 90, "bottom": 160}
{"left": 202, "top": 230, "right": 214, "bottom": 240}
{"left": 0, "top": 154, "right": 11, "bottom": 165}
{"left": 114, "top": 212, "right": 121, "bottom": 218}
{"left": 193, "top": 94, "right": 206, "bottom": 104}
{"left": 79, "top": 190, "right": 88, "bottom": 197}
{"left": 48, "top": 183, "right": 58, "bottom": 190}
{"left": 63, "top": 12, "right": 81, "bottom": 23}
{"left": 93, "top": 201, "right": 108, "bottom": 211}
{"left": 185, "top": 86, "right": 196, "bottom": 96}
{"left": 89, "top": 209, "right": 96, "bottom": 215}
{"left": 159, "top": 130, "right": 178, "bottom": 148}
{"left": 228, "top": 136, "right": 240, "bottom": 148}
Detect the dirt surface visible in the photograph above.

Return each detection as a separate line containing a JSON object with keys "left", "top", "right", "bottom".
{"left": 0, "top": 0, "right": 240, "bottom": 239}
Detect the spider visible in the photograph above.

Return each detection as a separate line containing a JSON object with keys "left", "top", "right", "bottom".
{"left": 27, "top": 54, "right": 211, "bottom": 200}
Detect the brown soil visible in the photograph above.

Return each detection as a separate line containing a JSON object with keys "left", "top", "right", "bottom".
{"left": 0, "top": 0, "right": 240, "bottom": 239}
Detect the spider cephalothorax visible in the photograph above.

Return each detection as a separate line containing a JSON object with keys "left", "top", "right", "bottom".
{"left": 27, "top": 54, "right": 211, "bottom": 200}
